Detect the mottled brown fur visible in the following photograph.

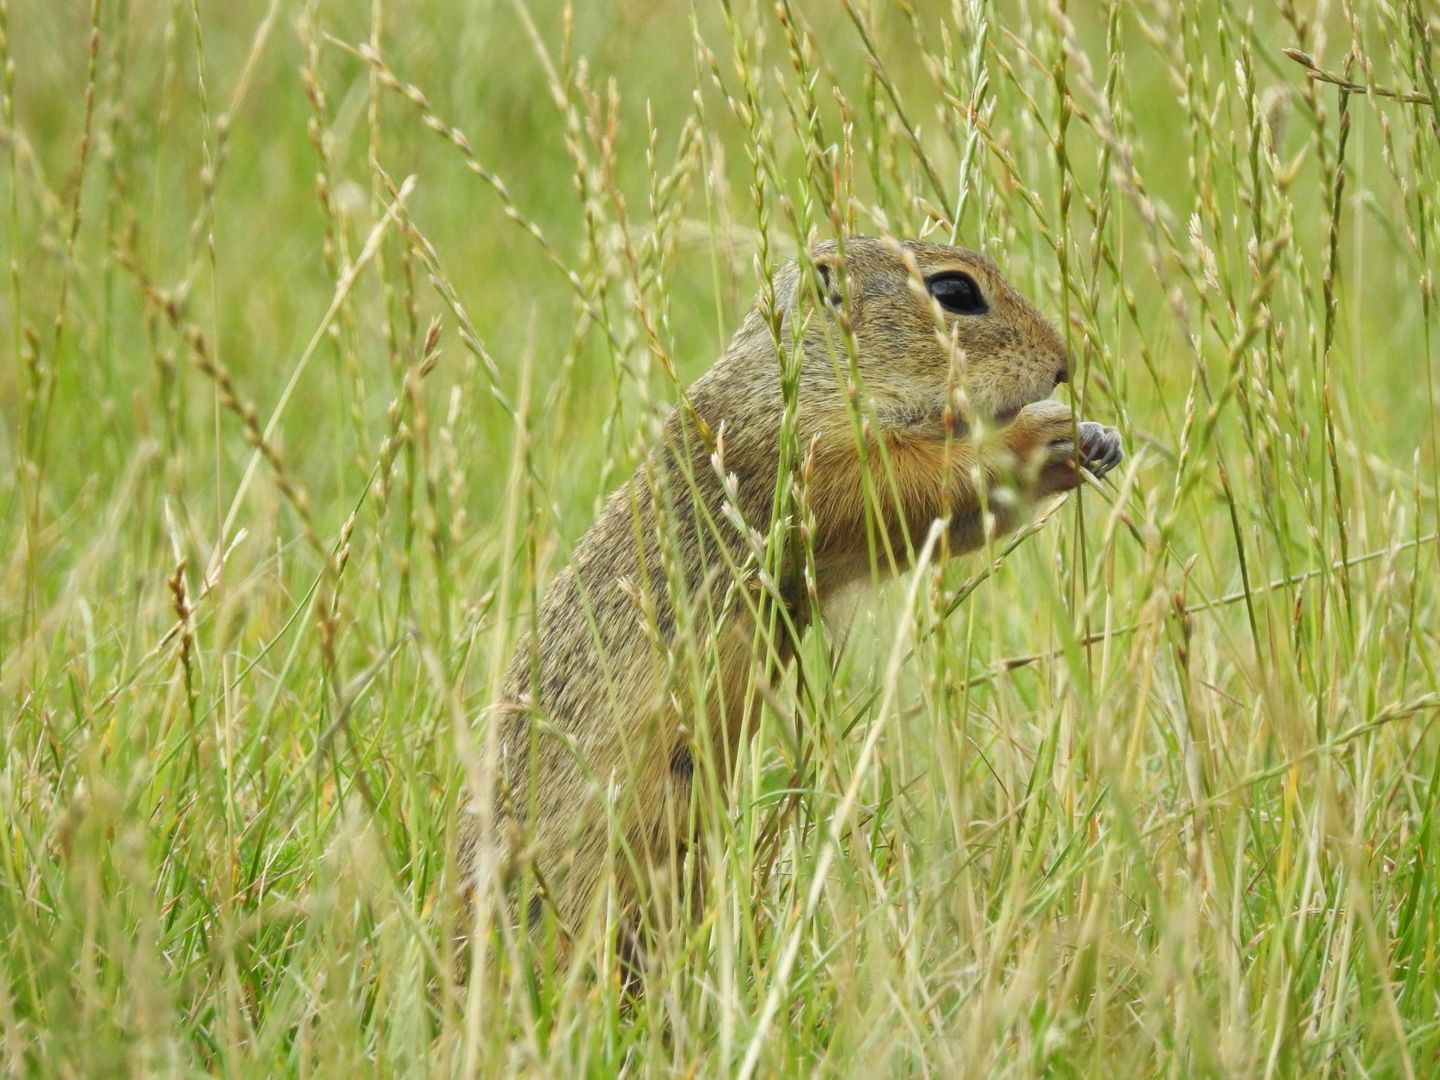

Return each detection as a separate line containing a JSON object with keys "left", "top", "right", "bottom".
{"left": 457, "top": 237, "right": 1122, "bottom": 972}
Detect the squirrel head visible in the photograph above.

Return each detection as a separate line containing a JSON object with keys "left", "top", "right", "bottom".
{"left": 768, "top": 236, "right": 1070, "bottom": 436}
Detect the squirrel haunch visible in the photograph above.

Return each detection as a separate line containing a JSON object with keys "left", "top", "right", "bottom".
{"left": 457, "top": 237, "right": 1123, "bottom": 968}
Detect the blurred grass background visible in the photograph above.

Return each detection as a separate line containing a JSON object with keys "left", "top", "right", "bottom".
{"left": 2, "top": 0, "right": 1439, "bottom": 1074}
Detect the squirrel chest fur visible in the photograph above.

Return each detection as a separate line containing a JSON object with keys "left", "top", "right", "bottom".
{"left": 459, "top": 236, "right": 1122, "bottom": 966}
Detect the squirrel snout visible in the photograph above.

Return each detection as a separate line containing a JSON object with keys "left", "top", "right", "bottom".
{"left": 1053, "top": 364, "right": 1069, "bottom": 386}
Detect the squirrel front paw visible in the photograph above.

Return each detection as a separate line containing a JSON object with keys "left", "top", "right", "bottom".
{"left": 1076, "top": 422, "right": 1123, "bottom": 478}
{"left": 1005, "top": 401, "right": 1124, "bottom": 495}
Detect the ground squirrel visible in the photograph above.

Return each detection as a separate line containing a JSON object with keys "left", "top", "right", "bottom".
{"left": 458, "top": 236, "right": 1122, "bottom": 973}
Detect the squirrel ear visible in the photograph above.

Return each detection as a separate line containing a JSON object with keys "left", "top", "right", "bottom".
{"left": 813, "top": 258, "right": 843, "bottom": 309}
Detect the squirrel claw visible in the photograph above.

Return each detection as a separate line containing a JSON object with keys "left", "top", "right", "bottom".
{"left": 1077, "top": 422, "right": 1123, "bottom": 479}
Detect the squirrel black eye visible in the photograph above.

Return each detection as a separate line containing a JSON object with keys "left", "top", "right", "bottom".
{"left": 926, "top": 271, "right": 987, "bottom": 315}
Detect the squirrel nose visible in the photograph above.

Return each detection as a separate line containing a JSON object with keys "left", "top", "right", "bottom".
{"left": 1054, "top": 364, "right": 1069, "bottom": 386}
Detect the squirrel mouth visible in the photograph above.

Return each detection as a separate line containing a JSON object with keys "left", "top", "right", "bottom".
{"left": 990, "top": 386, "right": 1058, "bottom": 427}
{"left": 935, "top": 392, "right": 1050, "bottom": 435}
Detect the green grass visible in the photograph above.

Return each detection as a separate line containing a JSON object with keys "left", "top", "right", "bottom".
{"left": 3, "top": 0, "right": 1439, "bottom": 1074}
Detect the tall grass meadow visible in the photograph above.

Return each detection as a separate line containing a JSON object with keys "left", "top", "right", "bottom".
{"left": 2, "top": 0, "right": 1439, "bottom": 1074}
